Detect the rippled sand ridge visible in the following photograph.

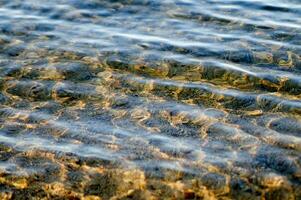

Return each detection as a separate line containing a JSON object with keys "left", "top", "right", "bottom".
{"left": 0, "top": 0, "right": 301, "bottom": 199}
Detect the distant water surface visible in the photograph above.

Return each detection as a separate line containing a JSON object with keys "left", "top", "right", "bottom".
{"left": 0, "top": 0, "right": 301, "bottom": 199}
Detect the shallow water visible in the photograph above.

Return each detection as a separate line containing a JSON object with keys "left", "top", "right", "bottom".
{"left": 0, "top": 0, "right": 301, "bottom": 199}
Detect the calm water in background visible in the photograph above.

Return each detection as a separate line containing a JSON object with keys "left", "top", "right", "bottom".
{"left": 0, "top": 0, "right": 301, "bottom": 199}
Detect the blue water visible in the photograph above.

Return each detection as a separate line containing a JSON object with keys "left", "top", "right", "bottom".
{"left": 0, "top": 0, "right": 300, "bottom": 199}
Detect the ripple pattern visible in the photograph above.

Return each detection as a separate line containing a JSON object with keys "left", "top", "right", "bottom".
{"left": 0, "top": 0, "right": 301, "bottom": 199}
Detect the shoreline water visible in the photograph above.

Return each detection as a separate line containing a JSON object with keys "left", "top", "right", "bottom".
{"left": 0, "top": 0, "right": 301, "bottom": 199}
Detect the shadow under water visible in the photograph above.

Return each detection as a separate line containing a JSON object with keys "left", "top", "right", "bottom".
{"left": 0, "top": 0, "right": 301, "bottom": 199}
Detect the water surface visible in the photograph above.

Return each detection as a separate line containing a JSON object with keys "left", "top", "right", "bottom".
{"left": 0, "top": 0, "right": 301, "bottom": 199}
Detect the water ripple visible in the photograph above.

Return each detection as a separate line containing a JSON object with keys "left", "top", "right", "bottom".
{"left": 0, "top": 0, "right": 300, "bottom": 199}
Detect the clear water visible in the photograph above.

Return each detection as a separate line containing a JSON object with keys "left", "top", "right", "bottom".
{"left": 0, "top": 0, "right": 300, "bottom": 199}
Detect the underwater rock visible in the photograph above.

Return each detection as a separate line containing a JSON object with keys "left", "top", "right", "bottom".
{"left": 230, "top": 178, "right": 259, "bottom": 200}
{"left": 4, "top": 44, "right": 25, "bottom": 57}
{"left": 254, "top": 149, "right": 299, "bottom": 176}
{"left": 264, "top": 188, "right": 294, "bottom": 200}
{"left": 199, "top": 172, "right": 228, "bottom": 195}
{"left": 269, "top": 117, "right": 301, "bottom": 137}
{"left": 6, "top": 80, "right": 53, "bottom": 101}
{"left": 56, "top": 62, "right": 95, "bottom": 81}
{"left": 85, "top": 169, "right": 145, "bottom": 199}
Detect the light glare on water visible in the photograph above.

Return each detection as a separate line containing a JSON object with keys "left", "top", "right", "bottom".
{"left": 0, "top": 0, "right": 301, "bottom": 199}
